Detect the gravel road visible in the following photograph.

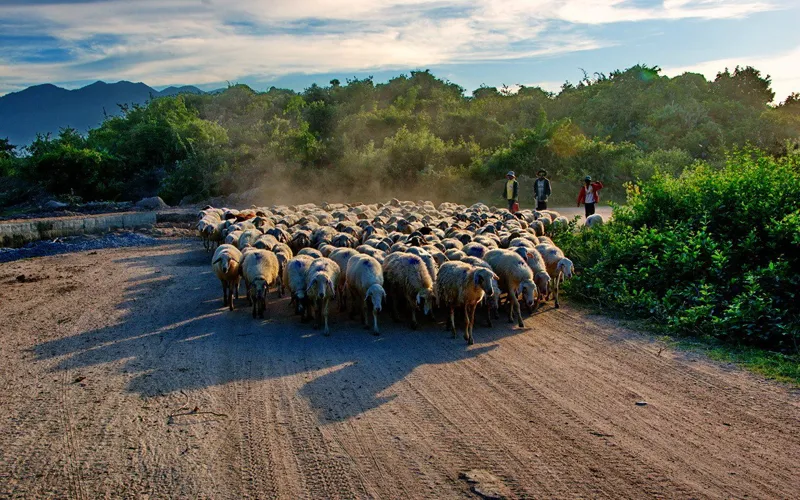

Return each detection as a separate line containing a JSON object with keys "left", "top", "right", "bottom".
{"left": 1, "top": 240, "right": 797, "bottom": 499}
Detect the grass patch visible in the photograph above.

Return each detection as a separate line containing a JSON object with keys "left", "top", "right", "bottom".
{"left": 665, "top": 337, "right": 800, "bottom": 386}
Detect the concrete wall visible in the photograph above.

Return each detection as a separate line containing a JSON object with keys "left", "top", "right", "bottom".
{"left": 0, "top": 212, "right": 156, "bottom": 248}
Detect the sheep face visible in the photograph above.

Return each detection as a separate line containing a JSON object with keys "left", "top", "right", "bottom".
{"left": 416, "top": 288, "right": 435, "bottom": 316}
{"left": 308, "top": 275, "right": 335, "bottom": 301}
{"left": 557, "top": 258, "right": 574, "bottom": 280}
{"left": 473, "top": 269, "right": 498, "bottom": 298}
{"left": 534, "top": 271, "right": 551, "bottom": 298}
{"left": 516, "top": 279, "right": 536, "bottom": 308}
{"left": 365, "top": 284, "right": 386, "bottom": 314}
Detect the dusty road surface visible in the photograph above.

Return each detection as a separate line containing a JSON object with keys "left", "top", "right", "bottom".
{"left": 1, "top": 241, "right": 798, "bottom": 499}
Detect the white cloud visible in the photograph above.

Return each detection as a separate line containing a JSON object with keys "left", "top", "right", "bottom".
{"left": 0, "top": 0, "right": 781, "bottom": 94}
{"left": 662, "top": 45, "right": 800, "bottom": 103}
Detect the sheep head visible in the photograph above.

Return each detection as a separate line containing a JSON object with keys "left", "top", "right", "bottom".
{"left": 557, "top": 258, "right": 574, "bottom": 281}
{"left": 415, "top": 288, "right": 435, "bottom": 316}
{"left": 365, "top": 284, "right": 386, "bottom": 314}
{"left": 516, "top": 279, "right": 537, "bottom": 308}
{"left": 473, "top": 268, "right": 498, "bottom": 298}
{"left": 534, "top": 271, "right": 551, "bottom": 298}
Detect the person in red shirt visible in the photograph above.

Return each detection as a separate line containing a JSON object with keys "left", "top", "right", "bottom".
{"left": 576, "top": 176, "right": 603, "bottom": 218}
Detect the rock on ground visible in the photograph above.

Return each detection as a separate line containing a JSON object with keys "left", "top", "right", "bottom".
{"left": 136, "top": 196, "right": 169, "bottom": 210}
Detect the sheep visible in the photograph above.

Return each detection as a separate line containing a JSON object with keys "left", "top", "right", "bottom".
{"left": 241, "top": 249, "right": 280, "bottom": 319}
{"left": 405, "top": 246, "right": 438, "bottom": 283}
{"left": 435, "top": 262, "right": 498, "bottom": 345}
{"left": 283, "top": 255, "right": 315, "bottom": 320}
{"left": 298, "top": 248, "right": 323, "bottom": 259}
{"left": 530, "top": 220, "right": 545, "bottom": 236}
{"left": 461, "top": 256, "right": 501, "bottom": 326}
{"left": 536, "top": 244, "right": 574, "bottom": 308}
{"left": 382, "top": 252, "right": 435, "bottom": 330}
{"left": 254, "top": 234, "right": 280, "bottom": 250}
{"left": 224, "top": 230, "right": 243, "bottom": 248}
{"left": 328, "top": 247, "right": 359, "bottom": 311}
{"left": 551, "top": 216, "right": 570, "bottom": 231}
{"left": 463, "top": 242, "right": 489, "bottom": 259}
{"left": 585, "top": 214, "right": 604, "bottom": 228}
{"left": 445, "top": 249, "right": 467, "bottom": 261}
{"left": 510, "top": 246, "right": 551, "bottom": 309}
{"left": 345, "top": 254, "right": 387, "bottom": 335}
{"left": 272, "top": 243, "right": 293, "bottom": 297}
{"left": 305, "top": 257, "right": 341, "bottom": 336}
{"left": 238, "top": 229, "right": 263, "bottom": 249}
{"left": 483, "top": 249, "right": 537, "bottom": 327}
{"left": 211, "top": 244, "right": 242, "bottom": 310}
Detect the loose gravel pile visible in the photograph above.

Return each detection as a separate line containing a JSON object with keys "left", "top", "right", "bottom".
{"left": 0, "top": 231, "right": 163, "bottom": 263}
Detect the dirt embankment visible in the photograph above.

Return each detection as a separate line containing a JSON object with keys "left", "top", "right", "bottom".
{"left": 1, "top": 241, "right": 797, "bottom": 499}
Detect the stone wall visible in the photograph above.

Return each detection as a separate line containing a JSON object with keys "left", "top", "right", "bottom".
{"left": 0, "top": 212, "right": 156, "bottom": 248}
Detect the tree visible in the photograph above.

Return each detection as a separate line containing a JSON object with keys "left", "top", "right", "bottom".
{"left": 714, "top": 66, "right": 775, "bottom": 107}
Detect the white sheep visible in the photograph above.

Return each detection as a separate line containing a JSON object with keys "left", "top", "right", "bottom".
{"left": 509, "top": 246, "right": 551, "bottom": 309}
{"left": 306, "top": 257, "right": 341, "bottom": 336}
{"left": 382, "top": 252, "right": 435, "bottom": 330}
{"left": 435, "top": 261, "right": 498, "bottom": 345}
{"left": 241, "top": 249, "right": 280, "bottom": 319}
{"left": 238, "top": 229, "right": 263, "bottom": 249}
{"left": 211, "top": 244, "right": 242, "bottom": 310}
{"left": 536, "top": 244, "right": 574, "bottom": 308}
{"left": 328, "top": 247, "right": 359, "bottom": 312}
{"left": 345, "top": 254, "right": 387, "bottom": 335}
{"left": 298, "top": 247, "right": 323, "bottom": 259}
{"left": 483, "top": 249, "right": 537, "bottom": 327}
{"left": 585, "top": 214, "right": 604, "bottom": 228}
{"left": 461, "top": 255, "right": 501, "bottom": 326}
{"left": 405, "top": 246, "right": 438, "bottom": 283}
{"left": 283, "top": 255, "right": 315, "bottom": 320}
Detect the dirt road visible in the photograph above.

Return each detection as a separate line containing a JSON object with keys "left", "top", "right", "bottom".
{"left": 1, "top": 241, "right": 798, "bottom": 499}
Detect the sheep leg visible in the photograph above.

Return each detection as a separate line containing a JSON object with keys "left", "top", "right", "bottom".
{"left": 507, "top": 291, "right": 516, "bottom": 324}
{"left": 322, "top": 298, "right": 331, "bottom": 336}
{"left": 486, "top": 301, "right": 493, "bottom": 328}
{"left": 450, "top": 307, "right": 457, "bottom": 338}
{"left": 391, "top": 294, "right": 400, "bottom": 323}
{"left": 221, "top": 281, "right": 228, "bottom": 307}
{"left": 465, "top": 303, "right": 476, "bottom": 345}
{"left": 234, "top": 277, "right": 240, "bottom": 299}
{"left": 409, "top": 297, "right": 418, "bottom": 330}
{"left": 251, "top": 294, "right": 257, "bottom": 319}
{"left": 554, "top": 278, "right": 560, "bottom": 308}
{"left": 362, "top": 298, "right": 369, "bottom": 328}
{"left": 372, "top": 306, "right": 380, "bottom": 336}
{"left": 227, "top": 281, "right": 235, "bottom": 311}
{"left": 514, "top": 295, "right": 524, "bottom": 328}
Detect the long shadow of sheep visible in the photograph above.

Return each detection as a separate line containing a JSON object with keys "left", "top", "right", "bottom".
{"left": 31, "top": 243, "right": 530, "bottom": 423}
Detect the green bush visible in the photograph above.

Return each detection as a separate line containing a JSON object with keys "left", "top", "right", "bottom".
{"left": 555, "top": 150, "right": 800, "bottom": 351}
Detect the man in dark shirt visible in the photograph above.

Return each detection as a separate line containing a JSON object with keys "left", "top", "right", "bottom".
{"left": 533, "top": 170, "right": 551, "bottom": 210}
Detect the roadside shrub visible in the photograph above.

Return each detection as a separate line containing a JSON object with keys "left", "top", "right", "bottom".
{"left": 556, "top": 150, "right": 800, "bottom": 351}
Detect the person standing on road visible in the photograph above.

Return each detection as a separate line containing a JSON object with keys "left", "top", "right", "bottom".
{"left": 502, "top": 171, "right": 519, "bottom": 212}
{"left": 532, "top": 170, "right": 551, "bottom": 211}
{"left": 577, "top": 176, "right": 603, "bottom": 217}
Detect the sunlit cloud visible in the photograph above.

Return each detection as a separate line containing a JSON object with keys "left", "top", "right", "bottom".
{"left": 0, "top": 0, "right": 781, "bottom": 94}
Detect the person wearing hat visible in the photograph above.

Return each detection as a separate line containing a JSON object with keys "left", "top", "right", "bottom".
{"left": 502, "top": 171, "right": 519, "bottom": 212}
{"left": 532, "top": 170, "right": 551, "bottom": 211}
{"left": 576, "top": 176, "right": 604, "bottom": 217}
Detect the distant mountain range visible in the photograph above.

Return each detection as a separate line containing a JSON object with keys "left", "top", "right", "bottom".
{"left": 0, "top": 81, "right": 206, "bottom": 147}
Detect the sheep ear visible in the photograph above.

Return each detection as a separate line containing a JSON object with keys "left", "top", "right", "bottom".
{"left": 326, "top": 279, "right": 335, "bottom": 297}
{"left": 473, "top": 273, "right": 482, "bottom": 286}
{"left": 526, "top": 252, "right": 533, "bottom": 259}
{"left": 416, "top": 292, "right": 422, "bottom": 305}
{"left": 493, "top": 273, "right": 499, "bottom": 281}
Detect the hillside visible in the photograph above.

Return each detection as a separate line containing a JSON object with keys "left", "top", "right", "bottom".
{"left": 0, "top": 81, "right": 204, "bottom": 145}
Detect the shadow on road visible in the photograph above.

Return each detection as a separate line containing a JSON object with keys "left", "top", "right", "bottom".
{"left": 32, "top": 244, "right": 529, "bottom": 423}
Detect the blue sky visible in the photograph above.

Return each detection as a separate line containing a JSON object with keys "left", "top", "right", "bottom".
{"left": 1, "top": 0, "right": 798, "bottom": 101}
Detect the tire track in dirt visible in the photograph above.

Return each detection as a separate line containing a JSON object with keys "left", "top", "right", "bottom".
{"left": 2, "top": 242, "right": 798, "bottom": 499}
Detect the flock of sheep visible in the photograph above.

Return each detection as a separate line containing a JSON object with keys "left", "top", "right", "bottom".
{"left": 199, "top": 200, "right": 601, "bottom": 344}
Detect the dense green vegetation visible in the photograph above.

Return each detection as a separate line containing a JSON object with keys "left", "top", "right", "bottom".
{"left": 554, "top": 150, "right": 800, "bottom": 353}
{"left": 1, "top": 65, "right": 798, "bottom": 207}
